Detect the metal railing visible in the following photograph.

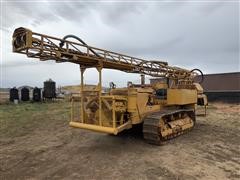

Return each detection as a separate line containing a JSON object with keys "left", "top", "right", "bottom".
{"left": 70, "top": 94, "right": 127, "bottom": 128}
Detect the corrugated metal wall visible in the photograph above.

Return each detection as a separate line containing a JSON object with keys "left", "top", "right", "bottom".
{"left": 195, "top": 72, "right": 240, "bottom": 92}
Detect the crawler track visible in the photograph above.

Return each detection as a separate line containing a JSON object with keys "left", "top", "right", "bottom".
{"left": 143, "top": 109, "right": 195, "bottom": 145}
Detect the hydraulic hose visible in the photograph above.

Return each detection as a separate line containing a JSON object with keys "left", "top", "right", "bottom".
{"left": 191, "top": 68, "right": 204, "bottom": 84}
{"left": 59, "top": 35, "right": 101, "bottom": 58}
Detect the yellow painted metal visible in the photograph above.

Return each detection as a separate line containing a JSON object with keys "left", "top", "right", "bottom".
{"left": 161, "top": 117, "right": 194, "bottom": 137}
{"left": 70, "top": 98, "right": 73, "bottom": 122}
{"left": 116, "top": 121, "right": 132, "bottom": 133}
{"left": 194, "top": 83, "right": 204, "bottom": 94}
{"left": 152, "top": 82, "right": 168, "bottom": 90}
{"left": 12, "top": 27, "right": 208, "bottom": 138}
{"left": 12, "top": 27, "right": 197, "bottom": 80}
{"left": 69, "top": 121, "right": 131, "bottom": 135}
{"left": 80, "top": 67, "right": 85, "bottom": 123}
{"left": 102, "top": 95, "right": 127, "bottom": 101}
{"left": 124, "top": 87, "right": 162, "bottom": 124}
{"left": 70, "top": 121, "right": 116, "bottom": 134}
{"left": 127, "top": 88, "right": 137, "bottom": 113}
{"left": 12, "top": 28, "right": 32, "bottom": 52}
{"left": 97, "top": 66, "right": 102, "bottom": 126}
{"left": 167, "top": 89, "right": 197, "bottom": 105}
{"left": 194, "top": 82, "right": 208, "bottom": 116}
{"left": 112, "top": 98, "right": 116, "bottom": 128}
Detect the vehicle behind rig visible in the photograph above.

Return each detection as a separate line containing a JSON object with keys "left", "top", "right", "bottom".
{"left": 12, "top": 27, "right": 207, "bottom": 145}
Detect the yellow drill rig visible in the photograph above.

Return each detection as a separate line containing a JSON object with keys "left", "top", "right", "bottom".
{"left": 12, "top": 27, "right": 207, "bottom": 145}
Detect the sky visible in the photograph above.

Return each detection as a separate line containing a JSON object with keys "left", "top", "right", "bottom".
{"left": 0, "top": 0, "right": 239, "bottom": 88}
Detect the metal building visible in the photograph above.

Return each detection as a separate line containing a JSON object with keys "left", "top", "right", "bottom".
{"left": 195, "top": 72, "right": 240, "bottom": 102}
{"left": 150, "top": 72, "right": 240, "bottom": 103}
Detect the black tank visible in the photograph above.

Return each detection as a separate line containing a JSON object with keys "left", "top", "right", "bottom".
{"left": 21, "top": 87, "right": 30, "bottom": 101}
{"left": 9, "top": 87, "right": 19, "bottom": 101}
{"left": 43, "top": 79, "right": 56, "bottom": 99}
{"left": 33, "top": 87, "right": 41, "bottom": 102}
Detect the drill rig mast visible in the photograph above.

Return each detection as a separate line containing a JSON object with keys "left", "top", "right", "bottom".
{"left": 12, "top": 27, "right": 207, "bottom": 145}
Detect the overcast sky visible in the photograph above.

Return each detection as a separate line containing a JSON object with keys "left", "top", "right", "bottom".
{"left": 0, "top": 0, "right": 239, "bottom": 88}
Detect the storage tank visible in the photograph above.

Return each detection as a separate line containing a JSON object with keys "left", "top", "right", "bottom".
{"left": 43, "top": 79, "right": 56, "bottom": 99}
{"left": 9, "top": 87, "right": 19, "bottom": 101}
{"left": 33, "top": 87, "right": 41, "bottom": 102}
{"left": 21, "top": 87, "right": 30, "bottom": 101}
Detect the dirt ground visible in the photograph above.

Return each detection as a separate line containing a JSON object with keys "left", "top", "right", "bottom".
{"left": 0, "top": 101, "right": 239, "bottom": 180}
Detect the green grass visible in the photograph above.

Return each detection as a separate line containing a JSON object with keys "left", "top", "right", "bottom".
{"left": 0, "top": 100, "right": 71, "bottom": 138}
